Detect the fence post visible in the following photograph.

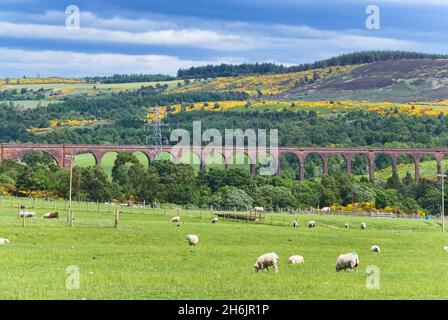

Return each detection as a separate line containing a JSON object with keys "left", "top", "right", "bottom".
{"left": 114, "top": 208, "right": 119, "bottom": 228}
{"left": 22, "top": 206, "right": 25, "bottom": 227}
{"left": 97, "top": 201, "right": 100, "bottom": 212}
{"left": 69, "top": 209, "right": 74, "bottom": 228}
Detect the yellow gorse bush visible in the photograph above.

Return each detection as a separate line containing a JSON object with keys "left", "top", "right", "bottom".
{"left": 168, "top": 65, "right": 358, "bottom": 96}
{"left": 153, "top": 99, "right": 448, "bottom": 118}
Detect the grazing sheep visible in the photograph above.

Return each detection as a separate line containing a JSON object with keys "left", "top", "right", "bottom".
{"left": 186, "top": 234, "right": 199, "bottom": 246}
{"left": 43, "top": 212, "right": 59, "bottom": 219}
{"left": 336, "top": 253, "right": 359, "bottom": 272}
{"left": 171, "top": 216, "right": 181, "bottom": 223}
{"left": 211, "top": 217, "right": 218, "bottom": 224}
{"left": 370, "top": 245, "right": 381, "bottom": 253}
{"left": 344, "top": 223, "right": 349, "bottom": 229}
{"left": 308, "top": 220, "right": 316, "bottom": 228}
{"left": 288, "top": 255, "right": 304, "bottom": 265}
{"left": 292, "top": 220, "right": 298, "bottom": 228}
{"left": 254, "top": 252, "right": 279, "bottom": 273}
{"left": 444, "top": 246, "right": 448, "bottom": 252}
{"left": 19, "top": 211, "right": 36, "bottom": 218}
{"left": 0, "top": 238, "right": 10, "bottom": 245}
{"left": 360, "top": 223, "right": 367, "bottom": 230}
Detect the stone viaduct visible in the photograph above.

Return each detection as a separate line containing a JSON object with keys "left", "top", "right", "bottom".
{"left": 2, "top": 144, "right": 448, "bottom": 183}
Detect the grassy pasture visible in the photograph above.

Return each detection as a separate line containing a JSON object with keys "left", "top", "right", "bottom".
{"left": 0, "top": 197, "right": 446, "bottom": 299}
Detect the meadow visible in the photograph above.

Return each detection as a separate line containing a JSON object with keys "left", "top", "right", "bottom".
{"left": 0, "top": 197, "right": 446, "bottom": 299}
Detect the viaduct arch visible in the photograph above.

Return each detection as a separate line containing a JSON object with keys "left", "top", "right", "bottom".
{"left": 2, "top": 144, "right": 447, "bottom": 182}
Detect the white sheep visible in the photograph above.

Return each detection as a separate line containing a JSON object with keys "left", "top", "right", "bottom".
{"left": 254, "top": 252, "right": 279, "bottom": 273}
{"left": 344, "top": 223, "right": 349, "bottom": 229}
{"left": 288, "top": 255, "right": 304, "bottom": 265}
{"left": 0, "top": 238, "right": 10, "bottom": 245}
{"left": 171, "top": 216, "right": 181, "bottom": 223}
{"left": 211, "top": 217, "right": 218, "bottom": 224}
{"left": 19, "top": 211, "right": 36, "bottom": 218}
{"left": 308, "top": 220, "right": 316, "bottom": 228}
{"left": 444, "top": 246, "right": 448, "bottom": 252}
{"left": 370, "top": 245, "right": 381, "bottom": 253}
{"left": 186, "top": 234, "right": 199, "bottom": 246}
{"left": 336, "top": 252, "right": 359, "bottom": 272}
{"left": 292, "top": 220, "right": 298, "bottom": 228}
{"left": 321, "top": 207, "right": 331, "bottom": 213}
{"left": 360, "top": 222, "right": 367, "bottom": 230}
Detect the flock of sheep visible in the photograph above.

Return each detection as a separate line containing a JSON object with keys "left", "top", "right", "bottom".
{"left": 170, "top": 215, "right": 385, "bottom": 273}
{"left": 18, "top": 210, "right": 59, "bottom": 219}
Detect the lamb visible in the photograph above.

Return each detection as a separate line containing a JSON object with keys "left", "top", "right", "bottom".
{"left": 344, "top": 223, "right": 349, "bottom": 229}
{"left": 360, "top": 223, "right": 367, "bottom": 230}
{"left": 171, "top": 216, "right": 181, "bottom": 223}
{"left": 288, "top": 255, "right": 304, "bottom": 265}
{"left": 211, "top": 217, "right": 218, "bottom": 224}
{"left": 292, "top": 220, "right": 298, "bottom": 228}
{"left": 336, "top": 252, "right": 359, "bottom": 272}
{"left": 186, "top": 234, "right": 199, "bottom": 246}
{"left": 308, "top": 220, "right": 316, "bottom": 228}
{"left": 254, "top": 252, "right": 279, "bottom": 273}
{"left": 370, "top": 245, "right": 381, "bottom": 253}
{"left": 0, "top": 238, "right": 10, "bottom": 245}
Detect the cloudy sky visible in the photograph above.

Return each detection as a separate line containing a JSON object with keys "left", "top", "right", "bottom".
{"left": 1, "top": 0, "right": 448, "bottom": 77}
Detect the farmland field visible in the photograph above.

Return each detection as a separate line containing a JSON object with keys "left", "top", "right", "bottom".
{"left": 0, "top": 198, "right": 446, "bottom": 299}
{"left": 0, "top": 80, "right": 180, "bottom": 93}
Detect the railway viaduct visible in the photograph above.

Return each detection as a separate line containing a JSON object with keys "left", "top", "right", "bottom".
{"left": 2, "top": 144, "right": 448, "bottom": 183}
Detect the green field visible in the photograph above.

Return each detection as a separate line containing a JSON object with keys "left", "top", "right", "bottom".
{"left": 0, "top": 80, "right": 180, "bottom": 98}
{"left": 0, "top": 100, "right": 63, "bottom": 109}
{"left": 375, "top": 159, "right": 448, "bottom": 182}
{"left": 0, "top": 197, "right": 446, "bottom": 299}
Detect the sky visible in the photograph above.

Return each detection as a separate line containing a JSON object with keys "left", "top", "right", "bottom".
{"left": 1, "top": 0, "right": 448, "bottom": 77}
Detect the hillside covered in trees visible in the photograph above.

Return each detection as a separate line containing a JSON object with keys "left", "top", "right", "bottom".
{"left": 177, "top": 51, "right": 448, "bottom": 78}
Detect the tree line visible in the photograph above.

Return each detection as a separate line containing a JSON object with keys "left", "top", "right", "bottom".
{"left": 0, "top": 151, "right": 445, "bottom": 216}
{"left": 84, "top": 74, "right": 176, "bottom": 84}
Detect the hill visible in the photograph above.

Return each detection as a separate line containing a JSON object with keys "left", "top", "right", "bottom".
{"left": 284, "top": 59, "right": 448, "bottom": 102}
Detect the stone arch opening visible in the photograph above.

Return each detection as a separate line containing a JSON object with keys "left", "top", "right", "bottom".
{"left": 100, "top": 152, "right": 119, "bottom": 178}
{"left": 154, "top": 151, "right": 174, "bottom": 162}
{"left": 132, "top": 151, "right": 150, "bottom": 168}
{"left": 228, "top": 151, "right": 252, "bottom": 174}
{"left": 396, "top": 154, "right": 422, "bottom": 181}
{"left": 203, "top": 150, "right": 225, "bottom": 171}
{"left": 374, "top": 153, "right": 394, "bottom": 183}
{"left": 351, "top": 154, "right": 369, "bottom": 176}
{"left": 328, "top": 154, "right": 347, "bottom": 175}
{"left": 278, "top": 152, "right": 300, "bottom": 180}
{"left": 179, "top": 151, "right": 201, "bottom": 172}
{"left": 73, "top": 151, "right": 98, "bottom": 167}
{"left": 20, "top": 150, "right": 59, "bottom": 166}
{"left": 304, "top": 153, "right": 324, "bottom": 179}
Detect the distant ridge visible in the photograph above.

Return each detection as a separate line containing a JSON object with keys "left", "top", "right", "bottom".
{"left": 177, "top": 50, "right": 448, "bottom": 78}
